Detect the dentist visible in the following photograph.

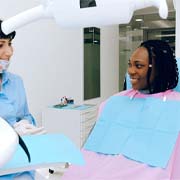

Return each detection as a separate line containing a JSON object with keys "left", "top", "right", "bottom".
{"left": 0, "top": 19, "right": 45, "bottom": 179}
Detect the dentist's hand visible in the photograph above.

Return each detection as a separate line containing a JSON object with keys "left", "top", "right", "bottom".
{"left": 13, "top": 120, "right": 46, "bottom": 136}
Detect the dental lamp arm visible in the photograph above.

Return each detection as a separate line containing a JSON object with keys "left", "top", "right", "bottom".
{"left": 1, "top": 4, "right": 53, "bottom": 35}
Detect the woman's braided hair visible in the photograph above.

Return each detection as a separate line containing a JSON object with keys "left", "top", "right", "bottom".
{"left": 140, "top": 40, "right": 178, "bottom": 94}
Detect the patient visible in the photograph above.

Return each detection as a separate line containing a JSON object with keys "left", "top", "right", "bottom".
{"left": 62, "top": 40, "right": 180, "bottom": 180}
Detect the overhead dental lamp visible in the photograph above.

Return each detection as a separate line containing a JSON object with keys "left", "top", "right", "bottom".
{"left": 1, "top": 0, "right": 168, "bottom": 35}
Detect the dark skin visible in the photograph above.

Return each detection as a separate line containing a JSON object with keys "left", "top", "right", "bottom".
{"left": 128, "top": 47, "right": 156, "bottom": 90}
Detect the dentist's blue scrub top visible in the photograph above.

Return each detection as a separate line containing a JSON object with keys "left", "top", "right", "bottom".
{"left": 0, "top": 71, "right": 35, "bottom": 125}
{"left": 0, "top": 71, "right": 35, "bottom": 179}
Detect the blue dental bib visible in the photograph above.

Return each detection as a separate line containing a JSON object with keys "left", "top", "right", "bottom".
{"left": 84, "top": 95, "right": 180, "bottom": 168}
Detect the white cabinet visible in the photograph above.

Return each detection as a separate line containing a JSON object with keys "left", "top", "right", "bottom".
{"left": 42, "top": 104, "right": 97, "bottom": 148}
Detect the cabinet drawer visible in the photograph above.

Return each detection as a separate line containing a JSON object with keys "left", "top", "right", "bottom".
{"left": 81, "top": 122, "right": 95, "bottom": 134}
{"left": 82, "top": 111, "right": 97, "bottom": 123}
{"left": 81, "top": 122, "right": 95, "bottom": 144}
{"left": 82, "top": 108, "right": 97, "bottom": 117}
{"left": 81, "top": 117, "right": 96, "bottom": 128}
{"left": 81, "top": 130, "right": 93, "bottom": 146}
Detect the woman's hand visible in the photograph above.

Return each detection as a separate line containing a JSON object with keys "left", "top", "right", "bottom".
{"left": 13, "top": 120, "right": 46, "bottom": 136}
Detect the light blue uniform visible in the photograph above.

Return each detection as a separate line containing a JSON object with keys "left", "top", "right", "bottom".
{"left": 0, "top": 71, "right": 35, "bottom": 125}
{"left": 0, "top": 71, "right": 35, "bottom": 179}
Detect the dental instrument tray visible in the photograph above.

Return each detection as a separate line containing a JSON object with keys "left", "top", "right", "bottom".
{"left": 53, "top": 104, "right": 95, "bottom": 110}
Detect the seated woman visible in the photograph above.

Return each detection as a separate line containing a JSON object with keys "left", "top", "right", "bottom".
{"left": 61, "top": 40, "right": 180, "bottom": 180}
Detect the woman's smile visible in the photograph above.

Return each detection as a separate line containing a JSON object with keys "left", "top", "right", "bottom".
{"left": 130, "top": 77, "right": 139, "bottom": 84}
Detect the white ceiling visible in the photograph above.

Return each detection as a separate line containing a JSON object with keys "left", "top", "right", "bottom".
{"left": 135, "top": 0, "right": 175, "bottom": 15}
{"left": 131, "top": 0, "right": 175, "bottom": 29}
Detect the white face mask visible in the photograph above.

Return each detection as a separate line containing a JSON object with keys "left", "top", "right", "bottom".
{"left": 0, "top": 60, "right": 10, "bottom": 73}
